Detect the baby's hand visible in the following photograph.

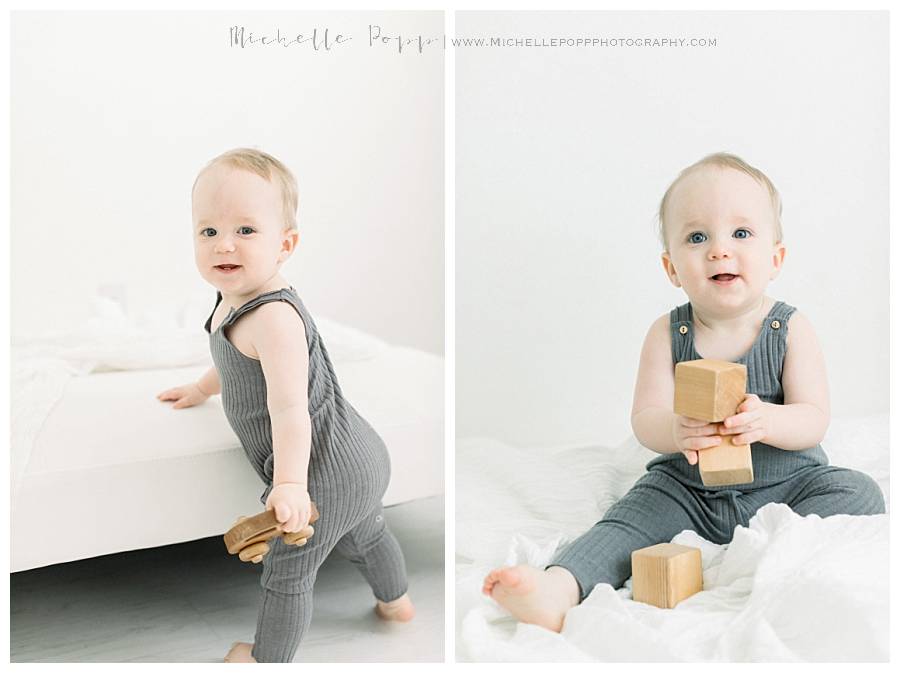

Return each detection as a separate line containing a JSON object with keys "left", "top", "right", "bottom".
{"left": 156, "top": 382, "right": 209, "bottom": 409}
{"left": 720, "top": 394, "right": 770, "bottom": 445}
{"left": 265, "top": 483, "right": 312, "bottom": 534}
{"left": 671, "top": 414, "right": 721, "bottom": 466}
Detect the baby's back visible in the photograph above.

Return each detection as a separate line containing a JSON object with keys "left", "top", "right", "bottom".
{"left": 206, "top": 287, "right": 391, "bottom": 506}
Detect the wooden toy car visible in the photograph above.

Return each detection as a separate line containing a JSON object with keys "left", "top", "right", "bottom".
{"left": 224, "top": 502, "right": 321, "bottom": 564}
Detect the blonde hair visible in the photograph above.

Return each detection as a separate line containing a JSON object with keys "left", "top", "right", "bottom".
{"left": 657, "top": 152, "right": 782, "bottom": 249}
{"left": 192, "top": 147, "right": 299, "bottom": 230}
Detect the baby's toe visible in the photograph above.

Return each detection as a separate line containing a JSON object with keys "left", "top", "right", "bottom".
{"left": 482, "top": 568, "right": 503, "bottom": 592}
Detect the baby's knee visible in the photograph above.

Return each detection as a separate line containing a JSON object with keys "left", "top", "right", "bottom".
{"left": 822, "top": 469, "right": 885, "bottom": 516}
{"left": 261, "top": 556, "right": 318, "bottom": 595}
{"left": 847, "top": 470, "right": 886, "bottom": 515}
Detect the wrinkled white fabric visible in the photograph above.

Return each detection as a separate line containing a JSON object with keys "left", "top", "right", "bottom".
{"left": 457, "top": 417, "right": 889, "bottom": 662}
{"left": 460, "top": 504, "right": 887, "bottom": 662}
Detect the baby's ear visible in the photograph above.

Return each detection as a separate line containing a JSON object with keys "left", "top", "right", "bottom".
{"left": 661, "top": 252, "right": 681, "bottom": 288}
{"left": 769, "top": 242, "right": 786, "bottom": 279}
{"left": 280, "top": 229, "right": 300, "bottom": 259}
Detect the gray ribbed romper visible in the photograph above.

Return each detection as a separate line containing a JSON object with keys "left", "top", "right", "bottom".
{"left": 206, "top": 286, "right": 409, "bottom": 662}
{"left": 547, "top": 301, "right": 885, "bottom": 601}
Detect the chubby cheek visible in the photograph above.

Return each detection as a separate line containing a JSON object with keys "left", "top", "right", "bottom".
{"left": 674, "top": 260, "right": 704, "bottom": 290}
{"left": 193, "top": 246, "right": 213, "bottom": 274}
{"left": 747, "top": 256, "right": 772, "bottom": 283}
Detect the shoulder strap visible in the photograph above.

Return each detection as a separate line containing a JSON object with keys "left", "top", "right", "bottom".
{"left": 204, "top": 291, "right": 223, "bottom": 333}
{"left": 226, "top": 287, "right": 317, "bottom": 346}
{"left": 768, "top": 300, "right": 796, "bottom": 325}
{"left": 741, "top": 300, "right": 796, "bottom": 397}
{"left": 669, "top": 301, "right": 695, "bottom": 364}
{"left": 751, "top": 300, "right": 796, "bottom": 352}
{"left": 228, "top": 288, "right": 291, "bottom": 322}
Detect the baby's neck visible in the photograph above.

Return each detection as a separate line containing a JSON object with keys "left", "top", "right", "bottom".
{"left": 221, "top": 274, "right": 290, "bottom": 308}
{"left": 690, "top": 296, "right": 775, "bottom": 362}
{"left": 692, "top": 296, "right": 773, "bottom": 334}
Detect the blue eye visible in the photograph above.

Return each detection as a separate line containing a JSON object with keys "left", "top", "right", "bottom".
{"left": 688, "top": 231, "right": 707, "bottom": 244}
{"left": 238, "top": 226, "right": 255, "bottom": 235}
{"left": 734, "top": 228, "right": 752, "bottom": 239}
{"left": 200, "top": 227, "right": 216, "bottom": 237}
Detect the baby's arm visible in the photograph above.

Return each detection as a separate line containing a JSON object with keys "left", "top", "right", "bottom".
{"left": 721, "top": 311, "right": 830, "bottom": 450}
{"left": 251, "top": 302, "right": 313, "bottom": 533}
{"left": 197, "top": 366, "right": 221, "bottom": 396}
{"left": 631, "top": 314, "right": 721, "bottom": 461}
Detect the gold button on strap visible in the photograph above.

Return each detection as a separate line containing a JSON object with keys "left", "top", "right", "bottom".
{"left": 679, "top": 325, "right": 688, "bottom": 335}
{"left": 771, "top": 319, "right": 781, "bottom": 330}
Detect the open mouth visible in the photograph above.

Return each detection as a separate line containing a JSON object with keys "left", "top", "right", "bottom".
{"left": 709, "top": 273, "right": 739, "bottom": 284}
{"left": 215, "top": 264, "right": 241, "bottom": 273}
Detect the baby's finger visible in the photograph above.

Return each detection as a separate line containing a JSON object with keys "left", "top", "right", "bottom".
{"left": 720, "top": 425, "right": 748, "bottom": 436}
{"left": 737, "top": 395, "right": 761, "bottom": 412}
{"left": 686, "top": 435, "right": 721, "bottom": 451}
{"left": 682, "top": 449, "right": 698, "bottom": 465}
{"left": 270, "top": 503, "right": 291, "bottom": 526}
{"left": 685, "top": 423, "right": 718, "bottom": 438}
{"left": 680, "top": 416, "right": 710, "bottom": 428}
{"left": 734, "top": 429, "right": 764, "bottom": 445}
{"left": 724, "top": 410, "right": 758, "bottom": 428}
{"left": 298, "top": 510, "right": 311, "bottom": 531}
{"left": 291, "top": 509, "right": 306, "bottom": 533}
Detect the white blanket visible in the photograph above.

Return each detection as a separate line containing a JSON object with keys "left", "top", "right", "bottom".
{"left": 457, "top": 416, "right": 889, "bottom": 662}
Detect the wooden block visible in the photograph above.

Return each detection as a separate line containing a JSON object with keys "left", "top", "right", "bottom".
{"left": 631, "top": 543, "right": 703, "bottom": 609}
{"left": 674, "top": 359, "right": 747, "bottom": 423}
{"left": 674, "top": 359, "right": 754, "bottom": 486}
{"left": 698, "top": 433, "right": 754, "bottom": 486}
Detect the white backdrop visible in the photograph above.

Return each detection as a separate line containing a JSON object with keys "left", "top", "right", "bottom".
{"left": 11, "top": 11, "right": 443, "bottom": 354}
{"left": 456, "top": 11, "right": 888, "bottom": 447}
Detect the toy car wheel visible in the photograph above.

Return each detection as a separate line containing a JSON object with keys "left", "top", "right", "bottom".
{"left": 239, "top": 541, "right": 270, "bottom": 563}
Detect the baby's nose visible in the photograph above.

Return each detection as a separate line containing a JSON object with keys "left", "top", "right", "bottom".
{"left": 707, "top": 240, "right": 732, "bottom": 259}
{"left": 214, "top": 236, "right": 236, "bottom": 252}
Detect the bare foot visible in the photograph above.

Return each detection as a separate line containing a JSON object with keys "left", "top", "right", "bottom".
{"left": 224, "top": 641, "right": 257, "bottom": 663}
{"left": 375, "top": 592, "right": 416, "bottom": 622}
{"left": 482, "top": 565, "right": 580, "bottom": 633}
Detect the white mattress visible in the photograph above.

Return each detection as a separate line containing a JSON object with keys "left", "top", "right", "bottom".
{"left": 12, "top": 346, "right": 443, "bottom": 572}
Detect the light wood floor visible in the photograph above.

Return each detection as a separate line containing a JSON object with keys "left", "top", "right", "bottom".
{"left": 10, "top": 495, "right": 444, "bottom": 663}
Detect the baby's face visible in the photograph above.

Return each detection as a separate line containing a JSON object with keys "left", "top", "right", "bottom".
{"left": 661, "top": 166, "right": 785, "bottom": 318}
{"left": 191, "top": 165, "right": 297, "bottom": 297}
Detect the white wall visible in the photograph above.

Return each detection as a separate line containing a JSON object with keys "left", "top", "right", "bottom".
{"left": 11, "top": 11, "right": 443, "bottom": 354}
{"left": 456, "top": 11, "right": 889, "bottom": 447}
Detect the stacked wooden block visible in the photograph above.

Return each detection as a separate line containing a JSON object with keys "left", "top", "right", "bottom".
{"left": 630, "top": 359, "right": 756, "bottom": 609}
{"left": 674, "top": 359, "right": 754, "bottom": 487}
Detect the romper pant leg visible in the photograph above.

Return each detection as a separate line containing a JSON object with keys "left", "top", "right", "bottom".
{"left": 775, "top": 465, "right": 885, "bottom": 517}
{"left": 251, "top": 507, "right": 343, "bottom": 663}
{"left": 546, "top": 469, "right": 736, "bottom": 601}
{"left": 333, "top": 502, "right": 409, "bottom": 603}
{"left": 250, "top": 502, "right": 410, "bottom": 662}
{"left": 251, "top": 583, "right": 312, "bottom": 664}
